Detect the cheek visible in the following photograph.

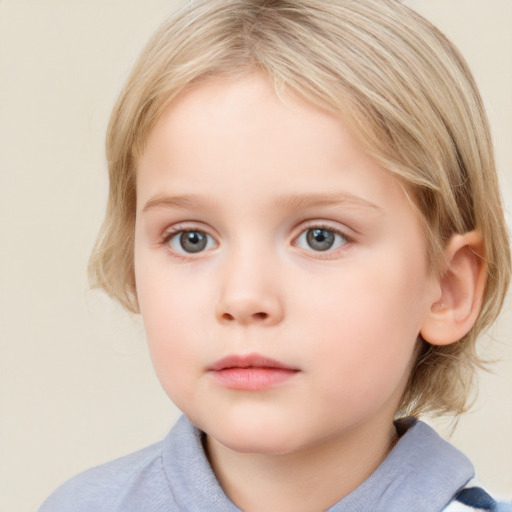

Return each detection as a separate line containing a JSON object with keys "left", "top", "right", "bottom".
{"left": 135, "top": 258, "right": 209, "bottom": 391}
{"left": 297, "top": 258, "right": 427, "bottom": 396}
{"left": 139, "top": 286, "right": 203, "bottom": 346}
{"left": 135, "top": 241, "right": 208, "bottom": 331}
{"left": 140, "top": 297, "right": 206, "bottom": 410}
{"left": 301, "top": 261, "right": 426, "bottom": 343}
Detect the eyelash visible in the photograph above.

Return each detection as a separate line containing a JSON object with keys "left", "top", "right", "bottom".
{"left": 160, "top": 224, "right": 218, "bottom": 258}
{"left": 160, "top": 222, "right": 352, "bottom": 258}
{"left": 292, "top": 223, "right": 350, "bottom": 255}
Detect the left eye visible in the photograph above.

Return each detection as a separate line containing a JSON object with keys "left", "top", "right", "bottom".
{"left": 295, "top": 227, "right": 347, "bottom": 252}
{"left": 168, "top": 230, "right": 217, "bottom": 254}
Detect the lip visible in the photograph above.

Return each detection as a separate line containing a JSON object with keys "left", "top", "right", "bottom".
{"left": 208, "top": 353, "right": 299, "bottom": 391}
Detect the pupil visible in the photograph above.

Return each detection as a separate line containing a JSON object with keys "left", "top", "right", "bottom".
{"left": 180, "top": 231, "right": 207, "bottom": 253}
{"left": 307, "top": 228, "right": 335, "bottom": 251}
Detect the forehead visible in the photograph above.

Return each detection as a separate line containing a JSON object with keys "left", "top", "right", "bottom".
{"left": 139, "top": 73, "right": 354, "bottom": 174}
{"left": 136, "top": 72, "right": 414, "bottom": 224}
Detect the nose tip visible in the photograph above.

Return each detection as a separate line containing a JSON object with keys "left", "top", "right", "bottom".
{"left": 215, "top": 249, "right": 284, "bottom": 327}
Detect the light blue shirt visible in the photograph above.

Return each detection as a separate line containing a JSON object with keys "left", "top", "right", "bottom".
{"left": 38, "top": 415, "right": 508, "bottom": 511}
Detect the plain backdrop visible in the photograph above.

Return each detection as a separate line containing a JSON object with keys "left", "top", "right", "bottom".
{"left": 0, "top": 1, "right": 511, "bottom": 511}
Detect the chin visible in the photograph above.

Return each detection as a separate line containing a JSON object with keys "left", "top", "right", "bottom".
{"left": 213, "top": 429, "right": 301, "bottom": 456}
{"left": 194, "top": 411, "right": 304, "bottom": 456}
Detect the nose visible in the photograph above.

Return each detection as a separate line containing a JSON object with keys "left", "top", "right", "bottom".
{"left": 215, "top": 250, "right": 285, "bottom": 327}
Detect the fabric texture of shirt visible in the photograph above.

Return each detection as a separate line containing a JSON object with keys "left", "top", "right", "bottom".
{"left": 38, "top": 415, "right": 511, "bottom": 512}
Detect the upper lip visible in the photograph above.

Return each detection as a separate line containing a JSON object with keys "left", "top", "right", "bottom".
{"left": 208, "top": 353, "right": 298, "bottom": 371}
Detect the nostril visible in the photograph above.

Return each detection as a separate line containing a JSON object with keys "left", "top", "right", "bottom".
{"left": 220, "top": 311, "right": 268, "bottom": 322}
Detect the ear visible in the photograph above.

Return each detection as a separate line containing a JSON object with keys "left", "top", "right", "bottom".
{"left": 420, "top": 231, "right": 486, "bottom": 346}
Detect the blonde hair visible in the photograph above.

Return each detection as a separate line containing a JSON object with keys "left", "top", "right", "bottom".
{"left": 89, "top": 0, "right": 510, "bottom": 417}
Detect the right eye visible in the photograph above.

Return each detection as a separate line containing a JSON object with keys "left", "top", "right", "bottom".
{"left": 167, "top": 230, "right": 217, "bottom": 254}
{"left": 294, "top": 227, "right": 348, "bottom": 252}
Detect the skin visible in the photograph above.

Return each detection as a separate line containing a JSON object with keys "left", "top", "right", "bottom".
{"left": 134, "top": 73, "right": 443, "bottom": 512}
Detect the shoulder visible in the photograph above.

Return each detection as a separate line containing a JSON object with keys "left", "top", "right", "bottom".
{"left": 37, "top": 416, "right": 223, "bottom": 512}
{"left": 38, "top": 440, "right": 165, "bottom": 512}
{"left": 389, "top": 418, "right": 511, "bottom": 512}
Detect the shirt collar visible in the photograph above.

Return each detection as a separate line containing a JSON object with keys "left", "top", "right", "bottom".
{"left": 162, "top": 415, "right": 474, "bottom": 512}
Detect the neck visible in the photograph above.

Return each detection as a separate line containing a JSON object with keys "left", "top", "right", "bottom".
{"left": 205, "top": 418, "right": 397, "bottom": 512}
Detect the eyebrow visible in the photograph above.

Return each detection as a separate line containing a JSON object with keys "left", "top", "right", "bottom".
{"left": 142, "top": 192, "right": 383, "bottom": 214}
{"left": 142, "top": 194, "right": 218, "bottom": 213}
{"left": 274, "top": 192, "right": 382, "bottom": 212}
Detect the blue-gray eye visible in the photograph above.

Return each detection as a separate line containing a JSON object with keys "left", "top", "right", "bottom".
{"left": 296, "top": 228, "right": 347, "bottom": 252}
{"left": 169, "top": 230, "right": 215, "bottom": 254}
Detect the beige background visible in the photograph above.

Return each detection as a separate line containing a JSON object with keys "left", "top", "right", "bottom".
{"left": 0, "top": 1, "right": 510, "bottom": 511}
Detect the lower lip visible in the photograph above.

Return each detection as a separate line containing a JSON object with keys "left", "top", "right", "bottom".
{"left": 210, "top": 367, "right": 298, "bottom": 390}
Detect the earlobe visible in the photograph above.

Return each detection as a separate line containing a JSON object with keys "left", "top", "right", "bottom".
{"left": 420, "top": 231, "right": 487, "bottom": 346}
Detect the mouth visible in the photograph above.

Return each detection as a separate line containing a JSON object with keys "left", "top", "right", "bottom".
{"left": 207, "top": 353, "right": 300, "bottom": 391}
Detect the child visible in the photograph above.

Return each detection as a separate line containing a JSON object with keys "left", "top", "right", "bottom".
{"left": 39, "top": 0, "right": 511, "bottom": 511}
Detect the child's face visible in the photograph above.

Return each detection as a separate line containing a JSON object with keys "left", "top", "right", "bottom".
{"left": 134, "top": 73, "right": 439, "bottom": 455}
